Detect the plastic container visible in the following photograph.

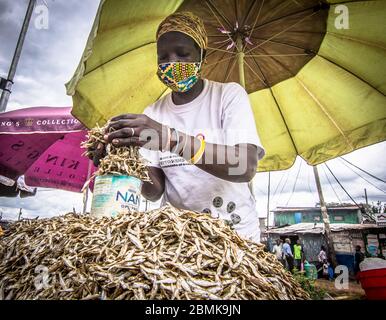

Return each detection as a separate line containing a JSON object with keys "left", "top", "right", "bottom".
{"left": 90, "top": 174, "right": 142, "bottom": 218}
{"left": 357, "top": 268, "right": 386, "bottom": 300}
{"left": 304, "top": 262, "right": 318, "bottom": 280}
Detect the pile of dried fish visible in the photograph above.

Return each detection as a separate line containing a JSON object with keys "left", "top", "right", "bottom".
{"left": 0, "top": 206, "right": 309, "bottom": 300}
{"left": 81, "top": 123, "right": 151, "bottom": 182}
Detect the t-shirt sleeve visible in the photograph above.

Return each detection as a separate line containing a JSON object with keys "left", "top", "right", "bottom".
{"left": 139, "top": 106, "right": 161, "bottom": 168}
{"left": 221, "top": 83, "right": 265, "bottom": 160}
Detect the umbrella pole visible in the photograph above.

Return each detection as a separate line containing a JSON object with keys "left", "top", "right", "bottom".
{"left": 267, "top": 172, "right": 271, "bottom": 229}
{"left": 83, "top": 160, "right": 92, "bottom": 214}
{"left": 313, "top": 165, "right": 338, "bottom": 268}
{"left": 236, "top": 37, "right": 246, "bottom": 89}
{"left": 236, "top": 36, "right": 266, "bottom": 233}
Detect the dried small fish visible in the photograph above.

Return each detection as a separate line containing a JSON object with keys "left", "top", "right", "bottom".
{"left": 0, "top": 205, "right": 310, "bottom": 300}
{"left": 80, "top": 123, "right": 151, "bottom": 185}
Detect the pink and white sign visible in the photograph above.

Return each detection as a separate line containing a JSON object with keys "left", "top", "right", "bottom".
{"left": 0, "top": 107, "right": 97, "bottom": 193}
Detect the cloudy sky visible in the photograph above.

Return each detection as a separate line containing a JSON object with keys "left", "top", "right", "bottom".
{"left": 0, "top": 0, "right": 385, "bottom": 222}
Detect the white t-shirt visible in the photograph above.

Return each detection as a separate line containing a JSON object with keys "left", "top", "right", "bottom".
{"left": 140, "top": 79, "right": 265, "bottom": 242}
{"left": 272, "top": 244, "right": 283, "bottom": 260}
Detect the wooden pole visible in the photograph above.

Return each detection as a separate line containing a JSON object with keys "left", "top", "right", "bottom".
{"left": 364, "top": 188, "right": 368, "bottom": 205}
{"left": 83, "top": 160, "right": 93, "bottom": 214}
{"left": 267, "top": 172, "right": 271, "bottom": 229}
{"left": 313, "top": 165, "right": 338, "bottom": 267}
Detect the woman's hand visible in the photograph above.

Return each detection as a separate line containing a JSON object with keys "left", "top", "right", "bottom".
{"left": 104, "top": 114, "right": 166, "bottom": 151}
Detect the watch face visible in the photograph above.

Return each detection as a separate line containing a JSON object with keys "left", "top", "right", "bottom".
{"left": 230, "top": 213, "right": 241, "bottom": 225}
{"left": 212, "top": 196, "right": 223, "bottom": 208}
{"left": 227, "top": 201, "right": 236, "bottom": 213}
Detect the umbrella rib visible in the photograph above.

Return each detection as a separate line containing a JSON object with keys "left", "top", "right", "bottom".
{"left": 205, "top": 1, "right": 234, "bottom": 46}
{"left": 206, "top": 42, "right": 231, "bottom": 59}
{"left": 207, "top": 40, "right": 228, "bottom": 54}
{"left": 222, "top": 55, "right": 234, "bottom": 83}
{"left": 205, "top": 0, "right": 233, "bottom": 29}
{"left": 249, "top": 55, "right": 300, "bottom": 156}
{"left": 205, "top": 54, "right": 234, "bottom": 68}
{"left": 245, "top": 10, "right": 319, "bottom": 55}
{"left": 295, "top": 77, "right": 354, "bottom": 150}
{"left": 256, "top": 45, "right": 299, "bottom": 79}
{"left": 234, "top": 0, "right": 238, "bottom": 24}
{"left": 250, "top": 3, "right": 326, "bottom": 34}
{"left": 207, "top": 34, "right": 231, "bottom": 38}
{"left": 241, "top": 0, "right": 258, "bottom": 27}
{"left": 224, "top": 58, "right": 238, "bottom": 82}
{"left": 243, "top": 59, "right": 266, "bottom": 86}
{"left": 205, "top": 47, "right": 230, "bottom": 79}
{"left": 290, "top": 0, "right": 303, "bottom": 8}
{"left": 207, "top": 46, "right": 238, "bottom": 55}
{"left": 246, "top": 53, "right": 310, "bottom": 58}
{"left": 327, "top": 31, "right": 386, "bottom": 51}
{"left": 243, "top": 0, "right": 265, "bottom": 51}
{"left": 316, "top": 54, "right": 385, "bottom": 97}
{"left": 250, "top": 36, "right": 313, "bottom": 52}
{"left": 266, "top": 87, "right": 301, "bottom": 161}
{"left": 249, "top": 53, "right": 270, "bottom": 85}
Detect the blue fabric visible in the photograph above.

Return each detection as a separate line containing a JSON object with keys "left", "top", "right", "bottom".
{"left": 283, "top": 243, "right": 293, "bottom": 257}
{"left": 294, "top": 212, "right": 302, "bottom": 224}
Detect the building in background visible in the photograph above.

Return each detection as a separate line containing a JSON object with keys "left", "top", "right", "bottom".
{"left": 272, "top": 205, "right": 363, "bottom": 226}
{"left": 266, "top": 205, "right": 386, "bottom": 275}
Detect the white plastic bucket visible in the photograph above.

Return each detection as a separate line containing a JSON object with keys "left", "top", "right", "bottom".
{"left": 90, "top": 175, "right": 142, "bottom": 218}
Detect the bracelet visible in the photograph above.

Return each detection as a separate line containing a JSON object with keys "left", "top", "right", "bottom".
{"left": 179, "top": 133, "right": 188, "bottom": 157}
{"left": 162, "top": 126, "right": 171, "bottom": 152}
{"left": 189, "top": 136, "right": 206, "bottom": 165}
{"left": 171, "top": 128, "right": 180, "bottom": 154}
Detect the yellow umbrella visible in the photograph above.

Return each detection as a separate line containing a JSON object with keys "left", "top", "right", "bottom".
{"left": 66, "top": 0, "right": 386, "bottom": 172}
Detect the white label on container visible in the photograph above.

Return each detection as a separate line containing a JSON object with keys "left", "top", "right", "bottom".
{"left": 91, "top": 175, "right": 142, "bottom": 218}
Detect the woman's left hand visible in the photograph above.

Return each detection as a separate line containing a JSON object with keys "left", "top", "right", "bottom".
{"left": 104, "top": 114, "right": 165, "bottom": 151}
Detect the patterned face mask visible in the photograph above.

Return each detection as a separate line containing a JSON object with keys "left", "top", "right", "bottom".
{"left": 157, "top": 49, "right": 203, "bottom": 92}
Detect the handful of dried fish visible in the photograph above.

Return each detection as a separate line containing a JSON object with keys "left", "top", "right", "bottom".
{"left": 0, "top": 206, "right": 310, "bottom": 300}
{"left": 81, "top": 123, "right": 151, "bottom": 182}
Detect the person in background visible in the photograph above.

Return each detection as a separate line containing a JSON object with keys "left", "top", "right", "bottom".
{"left": 322, "top": 259, "right": 330, "bottom": 280}
{"left": 272, "top": 239, "right": 285, "bottom": 267}
{"left": 317, "top": 245, "right": 327, "bottom": 278}
{"left": 293, "top": 239, "right": 304, "bottom": 271}
{"left": 283, "top": 238, "right": 294, "bottom": 272}
{"left": 354, "top": 245, "right": 365, "bottom": 276}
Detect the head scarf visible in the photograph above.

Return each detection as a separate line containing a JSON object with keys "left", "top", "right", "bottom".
{"left": 156, "top": 11, "right": 208, "bottom": 50}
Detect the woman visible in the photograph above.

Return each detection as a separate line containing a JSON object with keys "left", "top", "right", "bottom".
{"left": 89, "top": 12, "right": 265, "bottom": 242}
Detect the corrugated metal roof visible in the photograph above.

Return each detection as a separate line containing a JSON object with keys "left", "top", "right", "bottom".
{"left": 272, "top": 206, "right": 361, "bottom": 213}
{"left": 266, "top": 222, "right": 382, "bottom": 235}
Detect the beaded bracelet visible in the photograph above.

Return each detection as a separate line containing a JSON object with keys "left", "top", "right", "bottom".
{"left": 178, "top": 133, "right": 188, "bottom": 157}
{"left": 171, "top": 128, "right": 180, "bottom": 154}
{"left": 162, "top": 126, "right": 171, "bottom": 152}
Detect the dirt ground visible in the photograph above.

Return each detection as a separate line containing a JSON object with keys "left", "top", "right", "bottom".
{"left": 315, "top": 279, "right": 366, "bottom": 300}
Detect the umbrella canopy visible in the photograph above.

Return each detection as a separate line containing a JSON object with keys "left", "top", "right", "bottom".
{"left": 66, "top": 0, "right": 386, "bottom": 171}
{"left": 0, "top": 107, "right": 96, "bottom": 192}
